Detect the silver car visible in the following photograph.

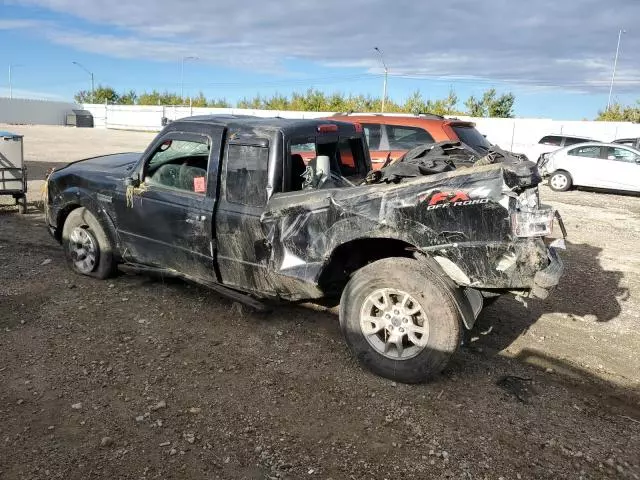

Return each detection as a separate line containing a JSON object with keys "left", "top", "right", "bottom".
{"left": 538, "top": 142, "right": 640, "bottom": 193}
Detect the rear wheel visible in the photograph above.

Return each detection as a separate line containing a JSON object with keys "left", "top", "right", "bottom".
{"left": 339, "top": 258, "right": 462, "bottom": 383}
{"left": 549, "top": 170, "right": 572, "bottom": 192}
{"left": 62, "top": 207, "right": 116, "bottom": 279}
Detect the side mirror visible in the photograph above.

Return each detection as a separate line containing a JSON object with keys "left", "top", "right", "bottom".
{"left": 125, "top": 173, "right": 140, "bottom": 188}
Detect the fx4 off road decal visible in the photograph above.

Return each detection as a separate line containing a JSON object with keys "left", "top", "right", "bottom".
{"left": 419, "top": 188, "right": 491, "bottom": 210}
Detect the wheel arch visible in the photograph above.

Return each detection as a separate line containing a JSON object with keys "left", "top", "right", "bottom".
{"left": 317, "top": 236, "right": 479, "bottom": 330}
{"left": 55, "top": 191, "right": 120, "bottom": 259}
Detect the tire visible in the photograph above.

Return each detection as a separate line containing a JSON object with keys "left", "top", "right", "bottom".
{"left": 548, "top": 170, "right": 572, "bottom": 192}
{"left": 62, "top": 207, "right": 116, "bottom": 279}
{"left": 339, "top": 257, "right": 462, "bottom": 383}
{"left": 17, "top": 195, "right": 27, "bottom": 214}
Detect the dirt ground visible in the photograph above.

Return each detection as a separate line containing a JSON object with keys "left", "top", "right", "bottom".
{"left": 1, "top": 124, "right": 639, "bottom": 480}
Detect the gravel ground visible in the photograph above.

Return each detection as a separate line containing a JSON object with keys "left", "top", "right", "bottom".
{"left": 1, "top": 125, "right": 639, "bottom": 479}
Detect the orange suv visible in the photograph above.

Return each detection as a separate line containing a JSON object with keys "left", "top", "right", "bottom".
{"left": 328, "top": 113, "right": 492, "bottom": 169}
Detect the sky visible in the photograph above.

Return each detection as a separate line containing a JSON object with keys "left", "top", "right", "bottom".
{"left": 1, "top": 0, "right": 639, "bottom": 120}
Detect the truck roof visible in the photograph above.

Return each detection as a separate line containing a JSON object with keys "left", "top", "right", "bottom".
{"left": 177, "top": 114, "right": 359, "bottom": 136}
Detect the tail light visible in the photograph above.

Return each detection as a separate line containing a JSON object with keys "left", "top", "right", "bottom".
{"left": 317, "top": 124, "right": 339, "bottom": 134}
{"left": 511, "top": 208, "right": 555, "bottom": 237}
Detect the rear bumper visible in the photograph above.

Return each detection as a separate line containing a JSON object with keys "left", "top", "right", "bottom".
{"left": 530, "top": 247, "right": 564, "bottom": 299}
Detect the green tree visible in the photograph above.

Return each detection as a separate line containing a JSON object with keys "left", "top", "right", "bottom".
{"left": 464, "top": 88, "right": 515, "bottom": 118}
{"left": 237, "top": 95, "right": 264, "bottom": 109}
{"left": 137, "top": 90, "right": 185, "bottom": 105}
{"left": 119, "top": 90, "right": 138, "bottom": 105}
{"left": 263, "top": 93, "right": 290, "bottom": 110}
{"left": 207, "top": 98, "right": 231, "bottom": 108}
{"left": 403, "top": 90, "right": 428, "bottom": 115}
{"left": 596, "top": 102, "right": 640, "bottom": 122}
{"left": 190, "top": 92, "right": 208, "bottom": 107}
{"left": 74, "top": 85, "right": 120, "bottom": 104}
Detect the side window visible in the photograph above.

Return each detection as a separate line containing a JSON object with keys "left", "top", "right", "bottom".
{"left": 226, "top": 144, "right": 269, "bottom": 207}
{"left": 606, "top": 147, "right": 639, "bottom": 163}
{"left": 386, "top": 125, "right": 435, "bottom": 150}
{"left": 363, "top": 124, "right": 382, "bottom": 150}
{"left": 145, "top": 137, "right": 209, "bottom": 194}
{"left": 568, "top": 146, "right": 602, "bottom": 158}
{"left": 564, "top": 137, "right": 589, "bottom": 146}
{"left": 539, "top": 136, "right": 562, "bottom": 146}
{"left": 287, "top": 136, "right": 366, "bottom": 192}
{"left": 335, "top": 137, "right": 365, "bottom": 177}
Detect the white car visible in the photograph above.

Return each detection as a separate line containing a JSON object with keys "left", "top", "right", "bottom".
{"left": 523, "top": 134, "right": 596, "bottom": 163}
{"left": 539, "top": 142, "right": 640, "bottom": 192}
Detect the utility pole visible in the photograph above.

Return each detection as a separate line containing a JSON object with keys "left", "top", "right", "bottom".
{"left": 374, "top": 47, "right": 388, "bottom": 113}
{"left": 181, "top": 56, "right": 198, "bottom": 103}
{"left": 607, "top": 28, "right": 626, "bottom": 111}
{"left": 72, "top": 61, "right": 95, "bottom": 103}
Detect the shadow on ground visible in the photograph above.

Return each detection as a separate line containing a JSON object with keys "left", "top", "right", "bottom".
{"left": 25, "top": 160, "right": 69, "bottom": 180}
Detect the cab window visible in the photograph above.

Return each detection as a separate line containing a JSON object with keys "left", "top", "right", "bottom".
{"left": 287, "top": 136, "right": 367, "bottom": 192}
{"left": 145, "top": 136, "right": 209, "bottom": 194}
{"left": 225, "top": 144, "right": 269, "bottom": 207}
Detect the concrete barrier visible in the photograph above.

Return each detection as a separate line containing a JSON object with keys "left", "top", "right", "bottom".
{"left": 0, "top": 98, "right": 79, "bottom": 125}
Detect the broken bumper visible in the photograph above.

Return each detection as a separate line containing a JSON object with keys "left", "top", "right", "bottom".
{"left": 530, "top": 247, "right": 564, "bottom": 299}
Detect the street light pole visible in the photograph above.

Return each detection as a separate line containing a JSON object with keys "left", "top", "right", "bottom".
{"left": 8, "top": 64, "right": 23, "bottom": 99}
{"left": 607, "top": 28, "right": 626, "bottom": 111}
{"left": 72, "top": 61, "right": 95, "bottom": 103}
{"left": 180, "top": 56, "right": 198, "bottom": 102}
{"left": 374, "top": 47, "right": 388, "bottom": 113}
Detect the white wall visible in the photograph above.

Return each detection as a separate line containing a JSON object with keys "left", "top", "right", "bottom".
{"left": 0, "top": 97, "right": 79, "bottom": 125}
{"left": 452, "top": 116, "right": 640, "bottom": 154}
{"left": 80, "top": 104, "right": 640, "bottom": 154}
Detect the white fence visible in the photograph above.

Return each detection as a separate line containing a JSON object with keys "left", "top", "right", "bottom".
{"left": 0, "top": 97, "right": 79, "bottom": 125}
{"left": 81, "top": 103, "right": 640, "bottom": 156}
{"left": 81, "top": 104, "right": 333, "bottom": 131}
{"left": 2, "top": 98, "right": 639, "bottom": 156}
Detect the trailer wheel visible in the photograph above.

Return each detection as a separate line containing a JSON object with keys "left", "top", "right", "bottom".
{"left": 339, "top": 257, "right": 462, "bottom": 383}
{"left": 62, "top": 207, "right": 116, "bottom": 279}
{"left": 17, "top": 195, "right": 27, "bottom": 214}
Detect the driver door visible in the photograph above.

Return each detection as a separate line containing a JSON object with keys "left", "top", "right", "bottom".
{"left": 115, "top": 127, "right": 224, "bottom": 281}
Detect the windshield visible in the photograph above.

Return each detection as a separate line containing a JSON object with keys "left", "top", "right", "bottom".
{"left": 451, "top": 125, "right": 491, "bottom": 153}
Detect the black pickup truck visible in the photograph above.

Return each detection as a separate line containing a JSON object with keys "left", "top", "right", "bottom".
{"left": 45, "top": 115, "right": 564, "bottom": 383}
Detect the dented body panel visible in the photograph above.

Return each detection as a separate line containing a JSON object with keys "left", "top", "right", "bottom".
{"left": 46, "top": 115, "right": 563, "bottom": 311}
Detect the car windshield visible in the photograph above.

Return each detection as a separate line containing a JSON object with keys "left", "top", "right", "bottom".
{"left": 451, "top": 125, "right": 491, "bottom": 153}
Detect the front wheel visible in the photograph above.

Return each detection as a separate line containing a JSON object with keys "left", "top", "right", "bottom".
{"left": 62, "top": 207, "right": 116, "bottom": 279}
{"left": 549, "top": 170, "right": 572, "bottom": 192}
{"left": 339, "top": 258, "right": 462, "bottom": 383}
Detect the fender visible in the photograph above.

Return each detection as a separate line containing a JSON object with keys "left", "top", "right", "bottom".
{"left": 53, "top": 187, "right": 123, "bottom": 259}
